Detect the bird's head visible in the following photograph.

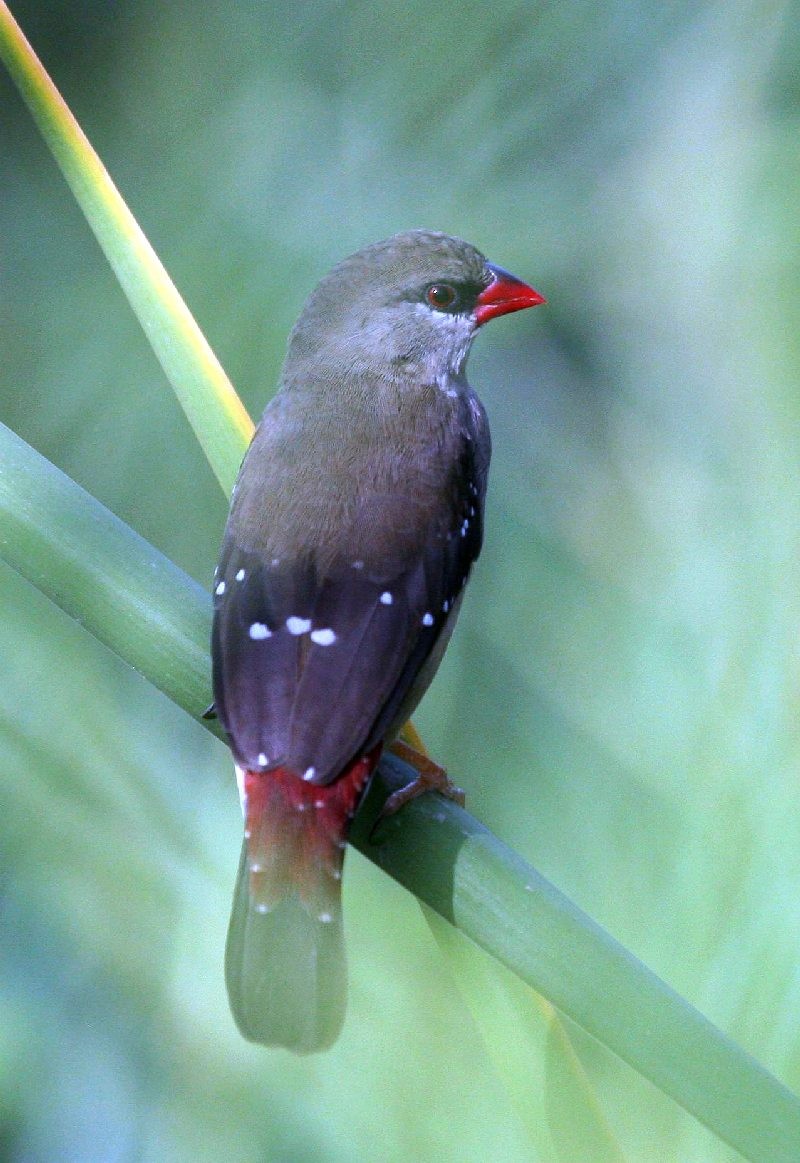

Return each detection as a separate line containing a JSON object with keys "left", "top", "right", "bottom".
{"left": 284, "top": 230, "right": 544, "bottom": 388}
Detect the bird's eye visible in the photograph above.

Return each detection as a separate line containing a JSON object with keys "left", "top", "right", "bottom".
{"left": 426, "top": 283, "right": 458, "bottom": 311}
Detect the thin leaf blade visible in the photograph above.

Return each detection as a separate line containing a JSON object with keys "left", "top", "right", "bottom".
{"left": 0, "top": 0, "right": 254, "bottom": 494}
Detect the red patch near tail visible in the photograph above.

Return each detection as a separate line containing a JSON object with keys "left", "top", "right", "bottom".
{"left": 242, "top": 746, "right": 381, "bottom": 917}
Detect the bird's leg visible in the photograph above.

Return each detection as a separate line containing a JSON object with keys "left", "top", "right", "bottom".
{"left": 381, "top": 738, "right": 466, "bottom": 817}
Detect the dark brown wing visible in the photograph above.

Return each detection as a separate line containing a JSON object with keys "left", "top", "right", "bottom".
{"left": 211, "top": 395, "right": 488, "bottom": 785}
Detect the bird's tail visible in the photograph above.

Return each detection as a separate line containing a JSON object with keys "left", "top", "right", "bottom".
{"left": 225, "top": 751, "right": 379, "bottom": 1052}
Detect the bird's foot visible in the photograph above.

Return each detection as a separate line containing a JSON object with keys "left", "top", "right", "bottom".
{"left": 380, "top": 739, "right": 465, "bottom": 817}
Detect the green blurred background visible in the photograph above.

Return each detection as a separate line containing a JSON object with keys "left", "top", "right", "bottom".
{"left": 1, "top": 1, "right": 798, "bottom": 1159}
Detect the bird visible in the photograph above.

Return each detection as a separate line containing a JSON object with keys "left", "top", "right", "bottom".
{"left": 211, "top": 229, "right": 544, "bottom": 1052}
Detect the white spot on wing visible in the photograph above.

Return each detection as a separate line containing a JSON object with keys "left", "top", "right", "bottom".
{"left": 257, "top": 752, "right": 268, "bottom": 768}
{"left": 352, "top": 560, "right": 364, "bottom": 570}
{"left": 303, "top": 766, "right": 316, "bottom": 781}
{"left": 235, "top": 568, "right": 246, "bottom": 581}
{"left": 310, "top": 627, "right": 337, "bottom": 646}
{"left": 286, "top": 616, "right": 312, "bottom": 635}
{"left": 249, "top": 622, "right": 271, "bottom": 640}
{"left": 318, "top": 911, "right": 333, "bottom": 923}
{"left": 215, "top": 581, "right": 226, "bottom": 595}
{"left": 380, "top": 591, "right": 393, "bottom": 605}
{"left": 422, "top": 612, "right": 435, "bottom": 626}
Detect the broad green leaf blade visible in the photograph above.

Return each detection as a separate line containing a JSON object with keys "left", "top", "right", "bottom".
{"left": 0, "top": 419, "right": 212, "bottom": 723}
{"left": 357, "top": 757, "right": 800, "bottom": 1163}
{"left": 424, "top": 906, "right": 627, "bottom": 1163}
{"left": 0, "top": 0, "right": 253, "bottom": 494}
{"left": 0, "top": 418, "right": 798, "bottom": 1163}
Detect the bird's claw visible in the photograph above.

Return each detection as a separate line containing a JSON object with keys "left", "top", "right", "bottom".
{"left": 380, "top": 739, "right": 465, "bottom": 818}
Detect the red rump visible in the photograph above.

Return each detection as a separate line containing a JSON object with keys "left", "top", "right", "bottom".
{"left": 242, "top": 746, "right": 382, "bottom": 919}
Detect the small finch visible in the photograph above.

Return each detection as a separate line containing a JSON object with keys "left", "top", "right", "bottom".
{"left": 212, "top": 230, "right": 544, "bottom": 1051}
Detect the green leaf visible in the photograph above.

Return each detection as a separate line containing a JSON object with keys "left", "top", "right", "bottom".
{"left": 0, "top": 418, "right": 212, "bottom": 723}
{"left": 0, "top": 0, "right": 253, "bottom": 493}
{"left": 424, "top": 906, "right": 627, "bottom": 1163}
{"left": 0, "top": 417, "right": 798, "bottom": 1163}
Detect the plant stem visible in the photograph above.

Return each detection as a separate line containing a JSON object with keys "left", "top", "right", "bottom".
{"left": 0, "top": 418, "right": 798, "bottom": 1162}
{"left": 0, "top": 0, "right": 253, "bottom": 494}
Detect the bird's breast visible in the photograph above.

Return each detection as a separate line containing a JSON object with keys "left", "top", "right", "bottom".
{"left": 228, "top": 380, "right": 481, "bottom": 579}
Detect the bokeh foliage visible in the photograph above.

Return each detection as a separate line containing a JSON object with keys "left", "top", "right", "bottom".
{"left": 1, "top": 1, "right": 798, "bottom": 1159}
